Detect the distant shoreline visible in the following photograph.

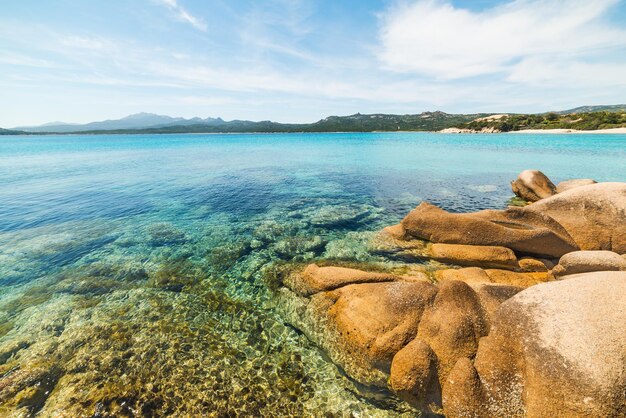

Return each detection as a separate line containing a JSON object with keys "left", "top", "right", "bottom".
{"left": 510, "top": 127, "right": 626, "bottom": 134}
{"left": 439, "top": 127, "right": 626, "bottom": 134}
{"left": 3, "top": 128, "right": 626, "bottom": 137}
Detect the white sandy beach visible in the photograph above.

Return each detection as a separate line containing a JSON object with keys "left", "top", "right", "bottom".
{"left": 440, "top": 127, "right": 626, "bottom": 134}
{"left": 513, "top": 127, "right": 626, "bottom": 134}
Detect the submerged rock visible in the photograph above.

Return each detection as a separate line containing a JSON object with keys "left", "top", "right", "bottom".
{"left": 308, "top": 204, "right": 378, "bottom": 228}
{"left": 146, "top": 222, "right": 187, "bottom": 246}
{"left": 443, "top": 271, "right": 626, "bottom": 418}
{"left": 273, "top": 235, "right": 326, "bottom": 260}
{"left": 510, "top": 169, "right": 557, "bottom": 202}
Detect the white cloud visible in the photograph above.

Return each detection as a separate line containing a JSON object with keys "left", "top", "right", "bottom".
{"left": 378, "top": 0, "right": 626, "bottom": 80}
{"left": 507, "top": 57, "right": 626, "bottom": 87}
{"left": 156, "top": 0, "right": 207, "bottom": 32}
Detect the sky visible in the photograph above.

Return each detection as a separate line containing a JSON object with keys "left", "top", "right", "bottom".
{"left": 1, "top": 0, "right": 625, "bottom": 126}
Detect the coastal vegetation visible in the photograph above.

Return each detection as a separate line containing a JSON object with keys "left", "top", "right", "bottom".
{"left": 459, "top": 110, "right": 626, "bottom": 132}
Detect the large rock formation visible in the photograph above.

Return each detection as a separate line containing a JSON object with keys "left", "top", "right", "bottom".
{"left": 414, "top": 280, "right": 489, "bottom": 382}
{"left": 529, "top": 182, "right": 626, "bottom": 253}
{"left": 443, "top": 272, "right": 626, "bottom": 418}
{"left": 276, "top": 172, "right": 625, "bottom": 417}
{"left": 510, "top": 169, "right": 557, "bottom": 202}
{"left": 393, "top": 181, "right": 626, "bottom": 260}
{"left": 400, "top": 202, "right": 577, "bottom": 258}
{"left": 279, "top": 278, "right": 438, "bottom": 386}
{"left": 278, "top": 264, "right": 534, "bottom": 413}
{"left": 389, "top": 337, "right": 440, "bottom": 409}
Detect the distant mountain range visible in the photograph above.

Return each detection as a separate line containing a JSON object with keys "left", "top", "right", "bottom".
{"left": 8, "top": 111, "right": 488, "bottom": 134}
{"left": 554, "top": 104, "right": 626, "bottom": 114}
{"left": 3, "top": 105, "right": 625, "bottom": 135}
{"left": 13, "top": 112, "right": 224, "bottom": 133}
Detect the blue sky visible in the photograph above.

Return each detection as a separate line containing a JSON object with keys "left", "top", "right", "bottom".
{"left": 1, "top": 0, "right": 625, "bottom": 126}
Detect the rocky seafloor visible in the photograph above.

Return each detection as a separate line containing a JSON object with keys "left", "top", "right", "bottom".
{"left": 0, "top": 192, "right": 445, "bottom": 417}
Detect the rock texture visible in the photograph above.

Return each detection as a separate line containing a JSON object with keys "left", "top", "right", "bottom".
{"left": 284, "top": 264, "right": 398, "bottom": 296}
{"left": 510, "top": 169, "right": 557, "bottom": 202}
{"left": 429, "top": 243, "right": 518, "bottom": 270}
{"left": 443, "top": 272, "right": 626, "bottom": 418}
{"left": 281, "top": 279, "right": 438, "bottom": 386}
{"left": 517, "top": 257, "right": 549, "bottom": 272}
{"left": 529, "top": 182, "right": 626, "bottom": 253}
{"left": 435, "top": 267, "right": 550, "bottom": 288}
{"left": 556, "top": 178, "right": 597, "bottom": 193}
{"left": 389, "top": 338, "right": 440, "bottom": 411}
{"left": 279, "top": 264, "right": 528, "bottom": 412}
{"left": 552, "top": 250, "right": 626, "bottom": 277}
{"left": 415, "top": 280, "right": 489, "bottom": 382}
{"left": 400, "top": 202, "right": 577, "bottom": 258}
{"left": 393, "top": 181, "right": 625, "bottom": 259}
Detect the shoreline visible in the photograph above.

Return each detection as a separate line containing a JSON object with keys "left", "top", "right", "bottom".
{"left": 511, "top": 127, "right": 626, "bottom": 134}
{"left": 440, "top": 127, "right": 626, "bottom": 134}
{"left": 2, "top": 127, "right": 626, "bottom": 137}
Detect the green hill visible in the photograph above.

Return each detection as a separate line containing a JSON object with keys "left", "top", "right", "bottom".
{"left": 459, "top": 111, "right": 626, "bottom": 132}
{"left": 0, "top": 128, "right": 27, "bottom": 135}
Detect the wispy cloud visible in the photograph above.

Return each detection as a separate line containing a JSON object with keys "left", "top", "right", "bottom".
{"left": 156, "top": 0, "right": 207, "bottom": 32}
{"left": 0, "top": 51, "right": 57, "bottom": 68}
{"left": 378, "top": 0, "right": 626, "bottom": 80}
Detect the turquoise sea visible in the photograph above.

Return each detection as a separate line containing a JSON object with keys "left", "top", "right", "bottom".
{"left": 0, "top": 132, "right": 625, "bottom": 416}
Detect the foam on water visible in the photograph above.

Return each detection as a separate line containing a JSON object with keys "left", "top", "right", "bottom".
{"left": 0, "top": 132, "right": 624, "bottom": 415}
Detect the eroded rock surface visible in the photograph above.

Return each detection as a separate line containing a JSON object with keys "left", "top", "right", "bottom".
{"left": 400, "top": 202, "right": 577, "bottom": 258}
{"left": 285, "top": 264, "right": 399, "bottom": 296}
{"left": 553, "top": 250, "right": 626, "bottom": 277}
{"left": 429, "top": 243, "right": 518, "bottom": 270}
{"left": 556, "top": 178, "right": 597, "bottom": 193}
{"left": 443, "top": 272, "right": 626, "bottom": 418}
{"left": 510, "top": 169, "right": 557, "bottom": 202}
{"left": 279, "top": 278, "right": 438, "bottom": 386}
{"left": 279, "top": 263, "right": 530, "bottom": 412}
{"left": 529, "top": 182, "right": 626, "bottom": 253}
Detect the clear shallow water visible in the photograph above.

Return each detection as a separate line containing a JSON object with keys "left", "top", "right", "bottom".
{"left": 0, "top": 132, "right": 624, "bottom": 416}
